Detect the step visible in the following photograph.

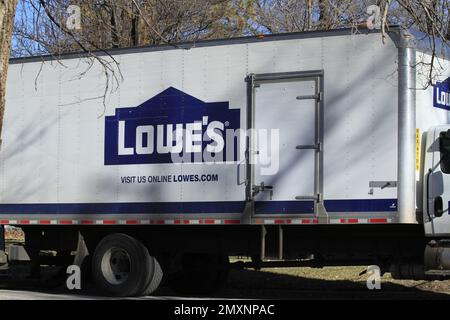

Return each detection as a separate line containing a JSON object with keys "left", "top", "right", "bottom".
{"left": 425, "top": 270, "right": 450, "bottom": 276}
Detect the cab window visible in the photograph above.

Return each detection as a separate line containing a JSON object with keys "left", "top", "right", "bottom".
{"left": 439, "top": 130, "right": 450, "bottom": 174}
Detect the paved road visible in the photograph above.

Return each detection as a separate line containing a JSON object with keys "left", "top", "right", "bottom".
{"left": 0, "top": 289, "right": 111, "bottom": 300}
{"left": 0, "top": 289, "right": 209, "bottom": 300}
{"left": 0, "top": 285, "right": 448, "bottom": 300}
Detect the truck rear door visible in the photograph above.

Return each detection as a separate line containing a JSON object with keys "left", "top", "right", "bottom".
{"left": 247, "top": 71, "right": 324, "bottom": 217}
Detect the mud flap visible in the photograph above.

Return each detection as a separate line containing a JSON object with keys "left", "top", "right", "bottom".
{"left": 0, "top": 226, "right": 6, "bottom": 265}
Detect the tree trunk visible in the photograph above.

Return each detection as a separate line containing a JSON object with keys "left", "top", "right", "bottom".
{"left": 0, "top": 0, "right": 17, "bottom": 149}
{"left": 110, "top": 8, "right": 119, "bottom": 48}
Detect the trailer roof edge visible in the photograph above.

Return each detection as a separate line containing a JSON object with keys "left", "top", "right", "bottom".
{"left": 8, "top": 26, "right": 383, "bottom": 65}
{"left": 9, "top": 25, "right": 449, "bottom": 65}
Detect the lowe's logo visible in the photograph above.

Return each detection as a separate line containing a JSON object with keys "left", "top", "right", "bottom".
{"left": 104, "top": 87, "right": 241, "bottom": 165}
{"left": 434, "top": 77, "right": 450, "bottom": 110}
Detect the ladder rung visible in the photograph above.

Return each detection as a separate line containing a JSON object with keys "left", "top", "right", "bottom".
{"left": 425, "top": 270, "right": 450, "bottom": 276}
{"left": 296, "top": 94, "right": 319, "bottom": 100}
{"left": 295, "top": 196, "right": 317, "bottom": 201}
{"left": 296, "top": 145, "right": 318, "bottom": 150}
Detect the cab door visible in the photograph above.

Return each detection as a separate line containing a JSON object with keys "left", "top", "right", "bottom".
{"left": 425, "top": 126, "right": 450, "bottom": 236}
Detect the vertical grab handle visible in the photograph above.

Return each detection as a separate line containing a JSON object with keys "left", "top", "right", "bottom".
{"left": 426, "top": 169, "right": 433, "bottom": 221}
{"left": 237, "top": 159, "right": 246, "bottom": 186}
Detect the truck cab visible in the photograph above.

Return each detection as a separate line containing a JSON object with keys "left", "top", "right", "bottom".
{"left": 421, "top": 126, "right": 450, "bottom": 276}
{"left": 423, "top": 126, "right": 450, "bottom": 237}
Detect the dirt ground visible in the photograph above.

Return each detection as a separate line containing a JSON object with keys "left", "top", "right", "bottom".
{"left": 206, "top": 266, "right": 450, "bottom": 299}
{"left": 148, "top": 264, "right": 450, "bottom": 300}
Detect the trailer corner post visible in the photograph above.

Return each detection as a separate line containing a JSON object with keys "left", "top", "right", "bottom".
{"left": 395, "top": 28, "right": 417, "bottom": 224}
{"left": 0, "top": 225, "right": 4, "bottom": 252}
{"left": 245, "top": 74, "right": 255, "bottom": 203}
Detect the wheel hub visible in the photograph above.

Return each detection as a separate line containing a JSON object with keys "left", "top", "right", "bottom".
{"left": 101, "top": 247, "right": 131, "bottom": 285}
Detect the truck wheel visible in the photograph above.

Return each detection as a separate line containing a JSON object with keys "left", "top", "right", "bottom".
{"left": 92, "top": 234, "right": 157, "bottom": 297}
{"left": 141, "top": 256, "right": 163, "bottom": 296}
{"left": 168, "top": 253, "right": 229, "bottom": 296}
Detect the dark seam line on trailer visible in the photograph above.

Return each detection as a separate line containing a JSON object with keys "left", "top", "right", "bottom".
{"left": 255, "top": 199, "right": 398, "bottom": 214}
{"left": 0, "top": 199, "right": 398, "bottom": 215}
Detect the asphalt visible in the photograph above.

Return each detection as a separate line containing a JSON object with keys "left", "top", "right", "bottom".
{"left": 0, "top": 289, "right": 208, "bottom": 300}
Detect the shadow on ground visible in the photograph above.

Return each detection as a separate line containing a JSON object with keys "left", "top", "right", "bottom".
{"left": 156, "top": 268, "right": 450, "bottom": 300}
{"left": 0, "top": 268, "right": 449, "bottom": 300}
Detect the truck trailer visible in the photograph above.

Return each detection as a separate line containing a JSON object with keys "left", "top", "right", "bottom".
{"left": 0, "top": 26, "right": 450, "bottom": 296}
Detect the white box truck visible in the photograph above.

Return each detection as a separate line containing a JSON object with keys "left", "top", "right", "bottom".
{"left": 0, "top": 26, "right": 450, "bottom": 296}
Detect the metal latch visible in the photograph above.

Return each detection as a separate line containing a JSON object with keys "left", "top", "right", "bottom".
{"left": 368, "top": 181, "right": 397, "bottom": 195}
{"left": 253, "top": 182, "right": 274, "bottom": 200}
{"left": 296, "top": 92, "right": 323, "bottom": 102}
{"left": 369, "top": 181, "right": 398, "bottom": 189}
{"left": 296, "top": 143, "right": 322, "bottom": 152}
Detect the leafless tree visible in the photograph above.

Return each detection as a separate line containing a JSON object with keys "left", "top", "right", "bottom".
{"left": 0, "top": 0, "right": 18, "bottom": 148}
{"left": 10, "top": 0, "right": 258, "bottom": 114}
{"left": 12, "top": 0, "right": 257, "bottom": 56}
{"left": 247, "top": 0, "right": 448, "bottom": 86}
{"left": 1, "top": 0, "right": 449, "bottom": 138}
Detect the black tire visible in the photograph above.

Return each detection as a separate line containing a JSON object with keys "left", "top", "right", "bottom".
{"left": 140, "top": 256, "right": 163, "bottom": 296}
{"left": 92, "top": 234, "right": 154, "bottom": 297}
{"left": 168, "top": 253, "right": 229, "bottom": 296}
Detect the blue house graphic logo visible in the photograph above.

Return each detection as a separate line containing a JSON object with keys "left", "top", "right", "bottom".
{"left": 104, "top": 87, "right": 241, "bottom": 165}
{"left": 434, "top": 77, "right": 450, "bottom": 110}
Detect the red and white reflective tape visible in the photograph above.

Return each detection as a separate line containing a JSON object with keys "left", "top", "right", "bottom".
{"left": 0, "top": 217, "right": 392, "bottom": 226}
{"left": 1, "top": 219, "right": 58, "bottom": 225}
{"left": 330, "top": 218, "right": 391, "bottom": 224}
{"left": 256, "top": 219, "right": 319, "bottom": 225}
{"left": 254, "top": 218, "right": 391, "bottom": 225}
{"left": 0, "top": 219, "right": 242, "bottom": 226}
